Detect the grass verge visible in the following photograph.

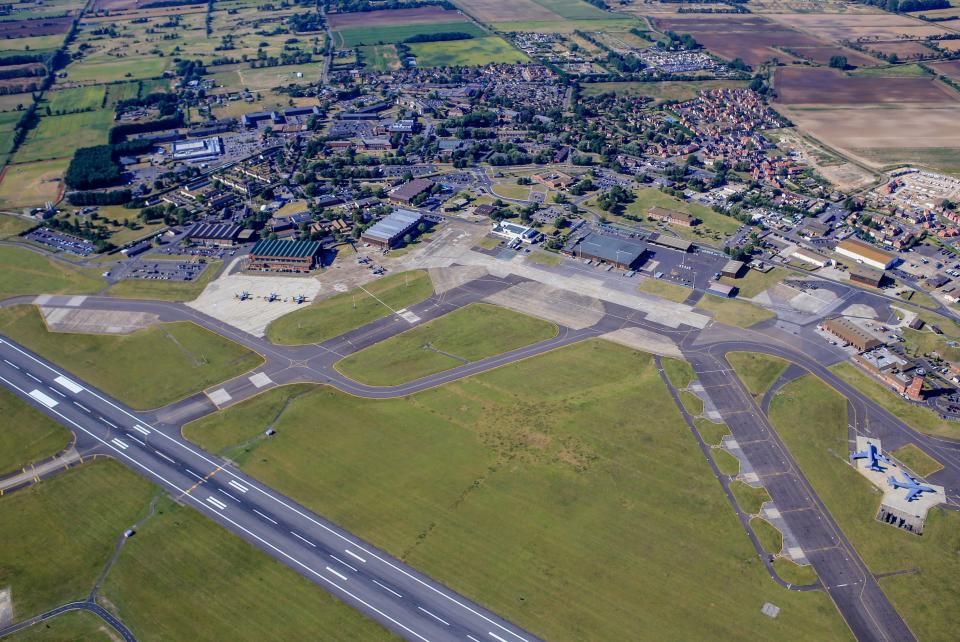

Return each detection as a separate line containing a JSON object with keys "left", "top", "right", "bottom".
{"left": 697, "top": 295, "right": 775, "bottom": 328}
{"left": 695, "top": 418, "right": 729, "bottom": 446}
{"left": 0, "top": 305, "right": 263, "bottom": 410}
{"left": 891, "top": 443, "right": 943, "bottom": 477}
{"left": 730, "top": 480, "right": 771, "bottom": 515}
{"left": 266, "top": 270, "right": 433, "bottom": 345}
{"left": 335, "top": 303, "right": 557, "bottom": 386}
{"left": 751, "top": 517, "right": 782, "bottom": 555}
{"left": 184, "top": 340, "right": 850, "bottom": 641}
{"left": 0, "top": 387, "right": 72, "bottom": 477}
{"left": 715, "top": 448, "right": 740, "bottom": 476}
{"left": 774, "top": 558, "right": 818, "bottom": 587}
{"left": 0, "top": 246, "right": 103, "bottom": 301}
{"left": 638, "top": 278, "right": 690, "bottom": 303}
{"left": 727, "top": 352, "right": 790, "bottom": 401}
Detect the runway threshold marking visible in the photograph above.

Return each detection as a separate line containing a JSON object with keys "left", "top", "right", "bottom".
{"left": 29, "top": 389, "right": 58, "bottom": 408}
{"left": 110, "top": 438, "right": 129, "bottom": 450}
{"left": 132, "top": 425, "right": 150, "bottom": 436}
{"left": 54, "top": 375, "right": 83, "bottom": 393}
{"left": 228, "top": 479, "right": 249, "bottom": 493}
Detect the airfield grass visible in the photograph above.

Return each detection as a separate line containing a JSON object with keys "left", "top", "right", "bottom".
{"left": 722, "top": 267, "right": 789, "bottom": 298}
{"left": 0, "top": 305, "right": 263, "bottom": 410}
{"left": 408, "top": 36, "right": 528, "bottom": 67}
{"left": 184, "top": 340, "right": 850, "bottom": 641}
{"left": 678, "top": 389, "right": 704, "bottom": 416}
{"left": 730, "top": 480, "right": 771, "bottom": 515}
{"left": 526, "top": 250, "right": 562, "bottom": 267}
{"left": 359, "top": 44, "right": 400, "bottom": 71}
{"left": 695, "top": 418, "right": 729, "bottom": 446}
{"left": 715, "top": 448, "right": 741, "bottom": 476}
{"left": 638, "top": 277, "right": 690, "bottom": 302}
{"left": 335, "top": 21, "right": 485, "bottom": 47}
{"left": 105, "top": 259, "right": 222, "bottom": 302}
{"left": 100, "top": 496, "right": 394, "bottom": 641}
{"left": 0, "top": 213, "right": 34, "bottom": 239}
{"left": 0, "top": 387, "right": 72, "bottom": 478}
{"left": 697, "top": 295, "right": 775, "bottom": 328}
{"left": 45, "top": 85, "right": 106, "bottom": 115}
{"left": 774, "top": 558, "right": 818, "bottom": 587}
{"left": 0, "top": 246, "right": 103, "bottom": 301}
{"left": 891, "top": 443, "right": 944, "bottom": 477}
{"left": 477, "top": 235, "right": 501, "bottom": 250}
{"left": 751, "top": 517, "right": 782, "bottom": 554}
{"left": 0, "top": 158, "right": 71, "bottom": 209}
{"left": 661, "top": 356, "right": 695, "bottom": 388}
{"left": 830, "top": 361, "right": 959, "bottom": 438}
{"left": 14, "top": 110, "right": 113, "bottom": 163}
{"left": 727, "top": 352, "right": 790, "bottom": 401}
{"left": 3, "top": 608, "right": 115, "bottom": 641}
{"left": 267, "top": 270, "right": 433, "bottom": 345}
{"left": 769, "top": 374, "right": 960, "bottom": 642}
{"left": 0, "top": 461, "right": 155, "bottom": 624}
{"left": 336, "top": 303, "right": 557, "bottom": 386}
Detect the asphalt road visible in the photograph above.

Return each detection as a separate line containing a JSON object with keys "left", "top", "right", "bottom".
{"left": 0, "top": 601, "right": 136, "bottom": 641}
{"left": 0, "top": 337, "right": 540, "bottom": 642}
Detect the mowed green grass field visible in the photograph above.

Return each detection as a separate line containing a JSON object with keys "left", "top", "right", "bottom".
{"left": 14, "top": 109, "right": 114, "bottom": 162}
{"left": 45, "top": 85, "right": 106, "bottom": 115}
{"left": 336, "top": 303, "right": 557, "bottom": 385}
{"left": 769, "top": 375, "right": 960, "bottom": 641}
{"left": 0, "top": 305, "right": 263, "bottom": 409}
{"left": 726, "top": 351, "right": 789, "bottom": 400}
{"left": 335, "top": 21, "right": 485, "bottom": 47}
{"left": 0, "top": 386, "right": 72, "bottom": 477}
{"left": 5, "top": 608, "right": 116, "bottom": 641}
{"left": 0, "top": 246, "right": 103, "bottom": 300}
{"left": 185, "top": 340, "right": 850, "bottom": 640}
{"left": 409, "top": 36, "right": 528, "bottom": 67}
{"left": 267, "top": 270, "right": 434, "bottom": 345}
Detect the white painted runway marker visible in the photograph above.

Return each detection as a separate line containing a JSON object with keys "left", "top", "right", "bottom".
{"left": 54, "top": 375, "right": 83, "bottom": 393}
{"left": 291, "top": 531, "right": 316, "bottom": 547}
{"left": 29, "top": 389, "right": 58, "bottom": 408}
{"left": 185, "top": 468, "right": 203, "bottom": 480}
{"left": 418, "top": 607, "right": 449, "bottom": 626}
{"left": 133, "top": 425, "right": 150, "bottom": 436}
{"left": 3, "top": 359, "right": 19, "bottom": 369}
{"left": 25, "top": 372, "right": 41, "bottom": 383}
{"left": 218, "top": 488, "right": 241, "bottom": 503}
{"left": 228, "top": 479, "right": 248, "bottom": 493}
{"left": 111, "top": 438, "right": 129, "bottom": 450}
{"left": 47, "top": 387, "right": 65, "bottom": 398}
{"left": 253, "top": 509, "right": 277, "bottom": 525}
{"left": 73, "top": 401, "right": 90, "bottom": 413}
{"left": 330, "top": 555, "right": 358, "bottom": 572}
{"left": 206, "top": 496, "right": 227, "bottom": 510}
{"left": 154, "top": 450, "right": 175, "bottom": 463}
{"left": 344, "top": 549, "right": 366, "bottom": 564}
{"left": 126, "top": 433, "right": 146, "bottom": 446}
{"left": 373, "top": 580, "right": 402, "bottom": 599}
{"left": 489, "top": 632, "right": 510, "bottom": 642}
{"left": 99, "top": 417, "right": 118, "bottom": 429}
{"left": 325, "top": 566, "right": 348, "bottom": 581}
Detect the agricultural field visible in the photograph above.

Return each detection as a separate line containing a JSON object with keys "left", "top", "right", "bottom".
{"left": 774, "top": 67, "right": 956, "bottom": 105}
{"left": 267, "top": 270, "right": 434, "bottom": 345}
{"left": 408, "top": 36, "right": 528, "bottom": 67}
{"left": 59, "top": 57, "right": 169, "bottom": 85}
{"left": 764, "top": 11, "right": 953, "bottom": 42}
{"left": 784, "top": 45, "right": 878, "bottom": 68}
{"left": 0, "top": 305, "right": 263, "bottom": 410}
{"left": 769, "top": 374, "right": 960, "bottom": 642}
{"left": 44, "top": 85, "right": 107, "bottom": 115}
{"left": 0, "top": 245, "right": 102, "bottom": 301}
{"left": 0, "top": 386, "right": 71, "bottom": 477}
{"left": 926, "top": 60, "right": 960, "bottom": 81}
{"left": 13, "top": 109, "right": 114, "bottom": 163}
{"left": 185, "top": 340, "right": 850, "bottom": 641}
{"left": 209, "top": 63, "right": 323, "bottom": 93}
{"left": 359, "top": 44, "right": 401, "bottom": 72}
{"left": 335, "top": 21, "right": 486, "bottom": 47}
{"left": 335, "top": 303, "right": 558, "bottom": 385}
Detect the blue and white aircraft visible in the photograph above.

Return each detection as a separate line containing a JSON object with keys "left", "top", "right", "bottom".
{"left": 851, "top": 443, "right": 891, "bottom": 472}
{"left": 887, "top": 472, "right": 937, "bottom": 502}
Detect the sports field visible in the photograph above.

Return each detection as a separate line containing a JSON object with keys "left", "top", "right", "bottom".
{"left": 0, "top": 158, "right": 71, "bottom": 209}
{"left": 769, "top": 374, "right": 960, "bottom": 641}
{"left": 622, "top": 188, "right": 741, "bottom": 238}
{"left": 726, "top": 351, "right": 789, "bottom": 400}
{"left": 186, "top": 340, "right": 850, "bottom": 641}
{"left": 335, "top": 303, "right": 557, "bottom": 385}
{"left": 0, "top": 246, "right": 103, "bottom": 301}
{"left": 14, "top": 109, "right": 114, "bottom": 163}
{"left": 0, "top": 461, "right": 155, "bottom": 622}
{"left": 408, "top": 36, "right": 528, "bottom": 67}
{"left": 266, "top": 270, "right": 434, "bottom": 345}
{"left": 0, "top": 386, "right": 72, "bottom": 477}
{"left": 0, "top": 305, "right": 263, "bottom": 409}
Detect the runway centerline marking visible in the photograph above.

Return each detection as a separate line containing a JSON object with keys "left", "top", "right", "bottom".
{"left": 218, "top": 488, "right": 241, "bottom": 503}
{"left": 373, "top": 579, "right": 402, "bottom": 598}
{"left": 418, "top": 607, "right": 449, "bottom": 626}
{"left": 291, "top": 531, "right": 316, "bottom": 547}
{"left": 325, "top": 566, "right": 348, "bottom": 581}
{"left": 344, "top": 549, "right": 366, "bottom": 563}
{"left": 253, "top": 509, "right": 278, "bottom": 525}
{"left": 330, "top": 555, "right": 358, "bottom": 572}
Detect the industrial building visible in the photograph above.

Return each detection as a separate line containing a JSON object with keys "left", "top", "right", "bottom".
{"left": 648, "top": 206, "right": 699, "bottom": 227}
{"left": 707, "top": 281, "right": 736, "bottom": 298}
{"left": 361, "top": 209, "right": 423, "bottom": 249}
{"left": 187, "top": 222, "right": 242, "bottom": 247}
{"left": 647, "top": 233, "right": 692, "bottom": 253}
{"left": 247, "top": 239, "right": 320, "bottom": 273}
{"left": 171, "top": 137, "right": 223, "bottom": 162}
{"left": 848, "top": 264, "right": 887, "bottom": 288}
{"left": 820, "top": 317, "right": 882, "bottom": 351}
{"left": 836, "top": 238, "right": 896, "bottom": 270}
{"left": 567, "top": 233, "right": 648, "bottom": 270}
{"left": 791, "top": 247, "right": 833, "bottom": 268}
{"left": 720, "top": 259, "right": 745, "bottom": 278}
{"left": 388, "top": 178, "right": 434, "bottom": 205}
{"left": 491, "top": 221, "right": 542, "bottom": 244}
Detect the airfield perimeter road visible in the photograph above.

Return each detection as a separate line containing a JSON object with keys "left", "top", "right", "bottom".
{"left": 0, "top": 338, "right": 540, "bottom": 642}
{"left": 3, "top": 270, "right": 957, "bottom": 641}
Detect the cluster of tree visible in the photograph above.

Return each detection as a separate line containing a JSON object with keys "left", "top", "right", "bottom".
{"left": 324, "top": 0, "right": 455, "bottom": 12}
{"left": 660, "top": 30, "right": 700, "bottom": 50}
{"left": 596, "top": 185, "right": 633, "bottom": 213}
{"left": 606, "top": 51, "right": 645, "bottom": 73}
{"left": 175, "top": 59, "right": 205, "bottom": 84}
{"left": 114, "top": 90, "right": 177, "bottom": 115}
{"left": 44, "top": 217, "right": 115, "bottom": 254}
{"left": 65, "top": 139, "right": 155, "bottom": 190}
{"left": 288, "top": 12, "right": 323, "bottom": 32}
{"left": 0, "top": 63, "right": 44, "bottom": 80}
{"left": 850, "top": 0, "right": 947, "bottom": 11}
{"left": 583, "top": 0, "right": 609, "bottom": 9}
{"left": 404, "top": 32, "right": 473, "bottom": 43}
{"left": 141, "top": 0, "right": 205, "bottom": 8}
{"left": 66, "top": 189, "right": 132, "bottom": 206}
{"left": 444, "top": 110, "right": 498, "bottom": 129}
{"left": 828, "top": 55, "right": 848, "bottom": 69}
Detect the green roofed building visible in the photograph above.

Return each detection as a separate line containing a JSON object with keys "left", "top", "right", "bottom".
{"left": 247, "top": 239, "right": 321, "bottom": 273}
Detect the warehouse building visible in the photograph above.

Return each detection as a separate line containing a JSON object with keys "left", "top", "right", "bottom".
{"left": 388, "top": 178, "right": 434, "bottom": 205}
{"left": 848, "top": 264, "right": 887, "bottom": 288}
{"left": 791, "top": 247, "right": 833, "bottom": 268}
{"left": 247, "top": 239, "right": 320, "bottom": 273}
{"left": 567, "top": 233, "right": 648, "bottom": 270}
{"left": 187, "top": 222, "right": 242, "bottom": 247}
{"left": 721, "top": 259, "right": 745, "bottom": 279}
{"left": 820, "top": 317, "right": 882, "bottom": 351}
{"left": 171, "top": 137, "right": 223, "bottom": 162}
{"left": 836, "top": 238, "right": 896, "bottom": 270}
{"left": 648, "top": 206, "right": 699, "bottom": 227}
{"left": 647, "top": 232, "right": 693, "bottom": 253}
{"left": 361, "top": 209, "right": 423, "bottom": 249}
